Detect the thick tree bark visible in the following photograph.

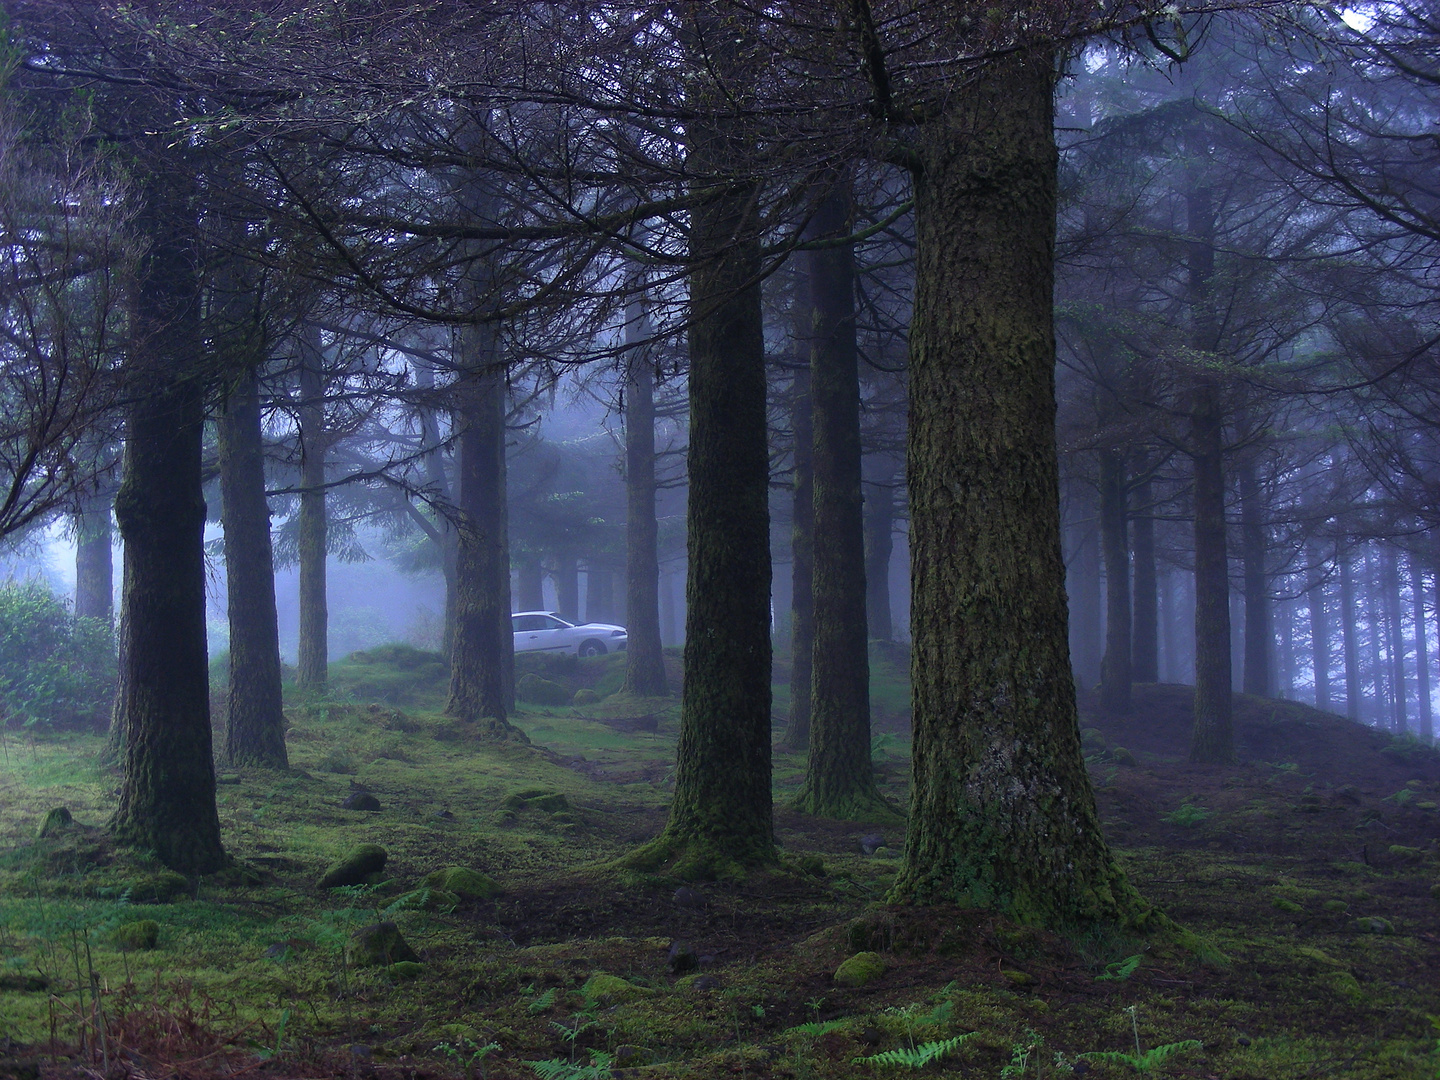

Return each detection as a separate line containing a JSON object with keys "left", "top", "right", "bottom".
{"left": 1308, "top": 547, "right": 1330, "bottom": 711}
{"left": 1411, "top": 554, "right": 1433, "bottom": 742}
{"left": 1131, "top": 474, "right": 1158, "bottom": 683}
{"left": 1340, "top": 550, "right": 1361, "bottom": 721}
{"left": 74, "top": 491, "right": 113, "bottom": 622}
{"left": 1098, "top": 449, "right": 1131, "bottom": 714}
{"left": 296, "top": 326, "right": 328, "bottom": 690}
{"left": 791, "top": 182, "right": 890, "bottom": 821}
{"left": 445, "top": 341, "right": 518, "bottom": 738}
{"left": 889, "top": 50, "right": 1144, "bottom": 931}
{"left": 863, "top": 454, "right": 896, "bottom": 643}
{"left": 1382, "top": 545, "right": 1407, "bottom": 733}
{"left": 1189, "top": 386, "right": 1234, "bottom": 762}
{"left": 110, "top": 199, "right": 224, "bottom": 874}
{"left": 622, "top": 301, "right": 667, "bottom": 697}
{"left": 1238, "top": 458, "right": 1272, "bottom": 697}
{"left": 782, "top": 366, "right": 814, "bottom": 753}
{"left": 219, "top": 365, "right": 287, "bottom": 769}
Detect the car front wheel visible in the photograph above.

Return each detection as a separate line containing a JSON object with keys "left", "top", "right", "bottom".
{"left": 578, "top": 639, "right": 607, "bottom": 658}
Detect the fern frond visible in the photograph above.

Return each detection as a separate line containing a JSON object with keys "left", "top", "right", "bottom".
{"left": 785, "top": 1019, "right": 848, "bottom": 1037}
{"left": 854, "top": 1033, "right": 973, "bottom": 1068}
{"left": 1095, "top": 954, "right": 1143, "bottom": 981}
{"left": 1138, "top": 1040, "right": 1202, "bottom": 1068}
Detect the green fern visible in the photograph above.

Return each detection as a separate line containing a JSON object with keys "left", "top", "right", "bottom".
{"left": 854, "top": 1033, "right": 973, "bottom": 1068}
{"left": 1080, "top": 1040, "right": 1202, "bottom": 1072}
{"left": 526, "top": 986, "right": 558, "bottom": 1014}
{"left": 785, "top": 1019, "right": 848, "bottom": 1037}
{"left": 1095, "top": 954, "right": 1143, "bottom": 981}
{"left": 528, "top": 1049, "right": 614, "bottom": 1080}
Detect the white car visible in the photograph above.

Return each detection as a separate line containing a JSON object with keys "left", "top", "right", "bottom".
{"left": 511, "top": 611, "right": 628, "bottom": 658}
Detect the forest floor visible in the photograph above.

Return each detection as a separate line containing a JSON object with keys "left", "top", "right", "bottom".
{"left": 1, "top": 645, "right": 1438, "bottom": 1080}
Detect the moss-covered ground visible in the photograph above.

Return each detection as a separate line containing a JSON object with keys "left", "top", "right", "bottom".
{"left": 1, "top": 649, "right": 1438, "bottom": 1079}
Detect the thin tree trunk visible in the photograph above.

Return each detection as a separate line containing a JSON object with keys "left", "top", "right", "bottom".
{"left": 1341, "top": 550, "right": 1361, "bottom": 721}
{"left": 622, "top": 299, "right": 667, "bottom": 696}
{"left": 219, "top": 365, "right": 287, "bottom": 769}
{"left": 296, "top": 326, "right": 327, "bottom": 690}
{"left": 1099, "top": 448, "right": 1132, "bottom": 714}
{"left": 1238, "top": 457, "right": 1272, "bottom": 697}
{"left": 585, "top": 565, "right": 614, "bottom": 624}
{"left": 792, "top": 180, "right": 890, "bottom": 821}
{"left": 1131, "top": 474, "right": 1158, "bottom": 683}
{"left": 782, "top": 365, "right": 814, "bottom": 753}
{"left": 1382, "top": 545, "right": 1407, "bottom": 733}
{"left": 863, "top": 454, "right": 896, "bottom": 643}
{"left": 553, "top": 556, "right": 580, "bottom": 622}
{"left": 1309, "top": 547, "right": 1330, "bottom": 711}
{"left": 1411, "top": 553, "right": 1433, "bottom": 742}
{"left": 516, "top": 555, "right": 545, "bottom": 612}
{"left": 110, "top": 198, "right": 224, "bottom": 873}
{"left": 445, "top": 343, "right": 518, "bottom": 738}
{"left": 1278, "top": 595, "right": 1295, "bottom": 698}
{"left": 74, "top": 491, "right": 113, "bottom": 622}
{"left": 889, "top": 49, "right": 1143, "bottom": 930}
{"left": 1067, "top": 489, "right": 1103, "bottom": 690}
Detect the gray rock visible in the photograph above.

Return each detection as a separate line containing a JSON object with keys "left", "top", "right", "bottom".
{"left": 673, "top": 885, "right": 708, "bottom": 908}
{"left": 859, "top": 833, "right": 886, "bottom": 855}
{"left": 341, "top": 791, "right": 382, "bottom": 812}
{"left": 668, "top": 940, "right": 699, "bottom": 974}
{"left": 347, "top": 922, "right": 419, "bottom": 967}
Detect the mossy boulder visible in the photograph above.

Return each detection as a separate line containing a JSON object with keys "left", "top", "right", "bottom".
{"left": 125, "top": 871, "right": 191, "bottom": 904}
{"left": 1353, "top": 916, "right": 1395, "bottom": 935}
{"left": 112, "top": 920, "right": 159, "bottom": 951}
{"left": 419, "top": 866, "right": 501, "bottom": 900}
{"left": 37, "top": 807, "right": 74, "bottom": 839}
{"left": 834, "top": 951, "right": 886, "bottom": 988}
{"left": 573, "top": 688, "right": 600, "bottom": 707}
{"left": 1272, "top": 897, "right": 1305, "bottom": 914}
{"left": 1387, "top": 845, "right": 1425, "bottom": 863}
{"left": 1324, "top": 970, "right": 1364, "bottom": 999}
{"left": 581, "top": 973, "right": 651, "bottom": 1004}
{"left": 389, "top": 961, "right": 424, "bottom": 980}
{"left": 1110, "top": 747, "right": 1137, "bottom": 766}
{"left": 796, "top": 854, "right": 825, "bottom": 878}
{"left": 318, "top": 844, "right": 388, "bottom": 889}
{"left": 502, "top": 788, "right": 571, "bottom": 814}
{"left": 517, "top": 673, "right": 571, "bottom": 706}
{"left": 347, "top": 922, "right": 418, "bottom": 967}
{"left": 1296, "top": 946, "right": 1345, "bottom": 967}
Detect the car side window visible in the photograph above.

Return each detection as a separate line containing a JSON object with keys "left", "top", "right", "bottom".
{"left": 513, "top": 615, "right": 547, "bottom": 632}
{"left": 542, "top": 616, "right": 569, "bottom": 630}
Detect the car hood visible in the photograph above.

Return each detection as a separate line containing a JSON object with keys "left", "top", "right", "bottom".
{"left": 575, "top": 623, "right": 626, "bottom": 634}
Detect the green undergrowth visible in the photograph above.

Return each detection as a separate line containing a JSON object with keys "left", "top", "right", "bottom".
{"left": 0, "top": 650, "right": 1437, "bottom": 1078}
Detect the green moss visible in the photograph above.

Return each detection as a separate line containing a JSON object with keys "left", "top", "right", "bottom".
{"left": 318, "top": 844, "right": 388, "bottom": 889}
{"left": 36, "top": 807, "right": 74, "bottom": 838}
{"left": 112, "top": 919, "right": 159, "bottom": 951}
{"left": 834, "top": 951, "right": 886, "bottom": 987}
{"left": 419, "top": 866, "right": 501, "bottom": 900}
{"left": 582, "top": 973, "right": 652, "bottom": 1003}
{"left": 517, "top": 673, "right": 570, "bottom": 706}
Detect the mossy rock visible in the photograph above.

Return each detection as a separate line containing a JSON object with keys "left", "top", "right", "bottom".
{"left": 1110, "top": 747, "right": 1137, "bottom": 766}
{"left": 347, "top": 922, "right": 418, "bottom": 967}
{"left": 1001, "top": 969, "right": 1036, "bottom": 986}
{"left": 123, "top": 871, "right": 191, "bottom": 904}
{"left": 1387, "top": 845, "right": 1425, "bottom": 862}
{"left": 796, "top": 854, "right": 825, "bottom": 878}
{"left": 1353, "top": 916, "right": 1395, "bottom": 935}
{"left": 581, "top": 972, "right": 651, "bottom": 1004}
{"left": 112, "top": 920, "right": 159, "bottom": 952}
{"left": 389, "top": 961, "right": 424, "bottom": 980}
{"left": 517, "top": 673, "right": 571, "bottom": 706}
{"left": 847, "top": 917, "right": 894, "bottom": 953}
{"left": 1295, "top": 947, "right": 1345, "bottom": 967}
{"left": 1323, "top": 900, "right": 1349, "bottom": 913}
{"left": 573, "top": 688, "right": 600, "bottom": 707}
{"left": 1324, "top": 970, "right": 1364, "bottom": 1000}
{"left": 502, "top": 788, "right": 571, "bottom": 814}
{"left": 1272, "top": 897, "right": 1305, "bottom": 914}
{"left": 391, "top": 888, "right": 460, "bottom": 912}
{"left": 36, "top": 807, "right": 74, "bottom": 839}
{"left": 318, "top": 844, "right": 388, "bottom": 889}
{"left": 834, "top": 951, "right": 886, "bottom": 988}
{"left": 419, "top": 866, "right": 501, "bottom": 900}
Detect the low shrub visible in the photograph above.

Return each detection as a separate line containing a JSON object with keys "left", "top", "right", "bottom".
{"left": 0, "top": 582, "right": 116, "bottom": 730}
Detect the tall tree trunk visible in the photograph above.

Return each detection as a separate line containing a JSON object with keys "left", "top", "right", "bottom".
{"left": 1382, "top": 545, "right": 1408, "bottom": 733}
{"left": 1341, "top": 550, "right": 1361, "bottom": 721}
{"left": 219, "top": 365, "right": 287, "bottom": 769}
{"left": 1364, "top": 546, "right": 1386, "bottom": 726}
{"left": 792, "top": 181, "right": 890, "bottom": 821}
{"left": 1190, "top": 386, "right": 1233, "bottom": 762}
{"left": 1098, "top": 449, "right": 1132, "bottom": 714}
{"left": 1277, "top": 596, "right": 1295, "bottom": 698}
{"left": 1238, "top": 457, "right": 1272, "bottom": 697}
{"left": 414, "top": 359, "right": 458, "bottom": 659}
{"left": 863, "top": 454, "right": 896, "bottom": 643}
{"left": 516, "top": 554, "right": 545, "bottom": 612}
{"left": 553, "top": 556, "right": 580, "bottom": 622}
{"left": 74, "top": 490, "right": 113, "bottom": 622}
{"left": 110, "top": 197, "right": 224, "bottom": 873}
{"left": 445, "top": 340, "right": 518, "bottom": 738}
{"left": 585, "top": 564, "right": 613, "bottom": 624}
{"left": 1411, "top": 553, "right": 1433, "bottom": 743}
{"left": 1066, "top": 488, "right": 1103, "bottom": 690}
{"left": 296, "top": 326, "right": 328, "bottom": 690}
{"left": 1131, "top": 474, "right": 1158, "bottom": 683}
{"left": 622, "top": 299, "right": 667, "bottom": 697}
{"left": 782, "top": 366, "right": 814, "bottom": 753}
{"left": 626, "top": 14, "right": 775, "bottom": 874}
{"left": 888, "top": 50, "right": 1143, "bottom": 930}
{"left": 1308, "top": 546, "right": 1330, "bottom": 711}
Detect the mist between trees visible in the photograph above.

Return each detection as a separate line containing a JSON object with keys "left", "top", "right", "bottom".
{"left": 0, "top": 0, "right": 1436, "bottom": 934}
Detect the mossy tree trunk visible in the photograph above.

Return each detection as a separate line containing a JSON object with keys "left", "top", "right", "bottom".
{"left": 1238, "top": 456, "right": 1272, "bottom": 697}
{"left": 445, "top": 340, "right": 518, "bottom": 738}
{"left": 888, "top": 49, "right": 1144, "bottom": 931}
{"left": 792, "top": 180, "right": 891, "bottom": 821}
{"left": 782, "top": 364, "right": 814, "bottom": 753}
{"left": 1131, "top": 473, "right": 1158, "bottom": 683}
{"left": 296, "top": 325, "right": 328, "bottom": 691}
{"left": 110, "top": 198, "right": 225, "bottom": 874}
{"left": 1098, "top": 448, "right": 1131, "bottom": 715}
{"left": 219, "top": 364, "right": 287, "bottom": 769}
{"left": 74, "top": 488, "right": 113, "bottom": 622}
{"left": 622, "top": 298, "right": 667, "bottom": 697}
{"left": 863, "top": 454, "right": 896, "bottom": 643}
{"left": 629, "top": 12, "right": 774, "bottom": 875}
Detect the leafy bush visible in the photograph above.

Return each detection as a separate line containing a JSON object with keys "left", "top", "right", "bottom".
{"left": 0, "top": 583, "right": 115, "bottom": 730}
